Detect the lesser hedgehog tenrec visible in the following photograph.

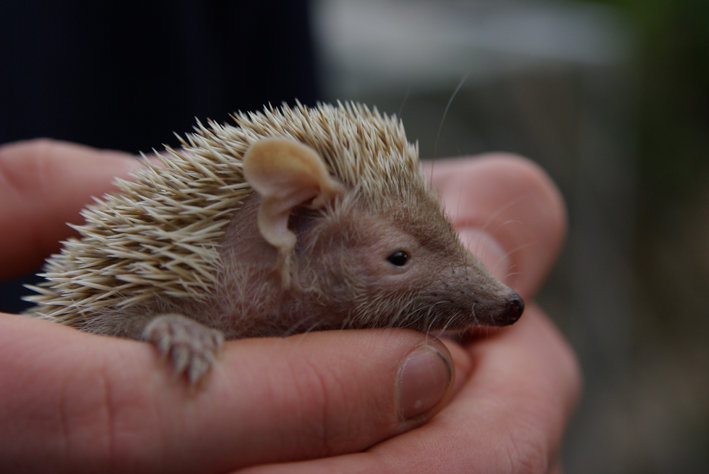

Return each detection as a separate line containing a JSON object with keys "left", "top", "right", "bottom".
{"left": 25, "top": 102, "right": 524, "bottom": 383}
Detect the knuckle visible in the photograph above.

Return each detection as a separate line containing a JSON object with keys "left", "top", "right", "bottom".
{"left": 0, "top": 138, "right": 60, "bottom": 195}
{"left": 59, "top": 361, "right": 154, "bottom": 470}
{"left": 56, "top": 365, "right": 116, "bottom": 465}
{"left": 286, "top": 358, "right": 359, "bottom": 455}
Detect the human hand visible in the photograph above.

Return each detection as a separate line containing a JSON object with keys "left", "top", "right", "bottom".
{"left": 0, "top": 140, "right": 580, "bottom": 473}
{"left": 240, "top": 156, "right": 580, "bottom": 473}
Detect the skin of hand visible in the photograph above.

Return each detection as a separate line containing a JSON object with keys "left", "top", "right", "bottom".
{"left": 0, "top": 139, "right": 581, "bottom": 473}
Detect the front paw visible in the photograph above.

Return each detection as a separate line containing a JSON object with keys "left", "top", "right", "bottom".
{"left": 142, "top": 313, "right": 225, "bottom": 385}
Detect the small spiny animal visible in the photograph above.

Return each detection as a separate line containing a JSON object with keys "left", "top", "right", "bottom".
{"left": 25, "top": 102, "right": 524, "bottom": 384}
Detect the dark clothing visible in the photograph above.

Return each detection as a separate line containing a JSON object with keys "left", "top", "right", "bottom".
{"left": 0, "top": 1, "right": 320, "bottom": 311}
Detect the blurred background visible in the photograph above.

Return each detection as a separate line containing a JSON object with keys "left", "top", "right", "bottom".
{"left": 311, "top": 0, "right": 707, "bottom": 472}
{"left": 1, "top": 1, "right": 705, "bottom": 472}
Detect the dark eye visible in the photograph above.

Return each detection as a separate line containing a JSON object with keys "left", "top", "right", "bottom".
{"left": 386, "top": 250, "right": 409, "bottom": 267}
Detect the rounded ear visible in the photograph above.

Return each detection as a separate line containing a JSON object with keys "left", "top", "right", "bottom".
{"left": 243, "top": 138, "right": 344, "bottom": 286}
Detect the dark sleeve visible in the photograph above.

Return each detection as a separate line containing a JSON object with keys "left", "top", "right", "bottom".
{"left": 0, "top": 0, "right": 319, "bottom": 151}
{"left": 0, "top": 0, "right": 320, "bottom": 312}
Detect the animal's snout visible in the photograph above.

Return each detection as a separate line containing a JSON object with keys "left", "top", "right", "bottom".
{"left": 489, "top": 291, "right": 525, "bottom": 326}
{"left": 503, "top": 292, "right": 525, "bottom": 324}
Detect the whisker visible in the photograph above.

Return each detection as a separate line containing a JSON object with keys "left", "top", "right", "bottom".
{"left": 503, "top": 270, "right": 522, "bottom": 282}
{"left": 397, "top": 86, "right": 412, "bottom": 120}
{"left": 504, "top": 239, "right": 537, "bottom": 257}
{"left": 479, "top": 197, "right": 526, "bottom": 232}
{"left": 438, "top": 315, "right": 455, "bottom": 334}
{"left": 434, "top": 71, "right": 470, "bottom": 159}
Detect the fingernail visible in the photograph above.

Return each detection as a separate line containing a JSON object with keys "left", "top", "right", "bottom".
{"left": 396, "top": 344, "right": 453, "bottom": 422}
{"left": 457, "top": 227, "right": 510, "bottom": 281}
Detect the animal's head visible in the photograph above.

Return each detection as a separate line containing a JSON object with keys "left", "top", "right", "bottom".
{"left": 243, "top": 137, "right": 523, "bottom": 333}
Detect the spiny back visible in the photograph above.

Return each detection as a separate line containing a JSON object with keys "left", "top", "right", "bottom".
{"left": 26, "top": 102, "right": 424, "bottom": 322}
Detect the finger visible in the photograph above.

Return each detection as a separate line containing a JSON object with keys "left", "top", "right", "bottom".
{"left": 0, "top": 139, "right": 141, "bottom": 277}
{"left": 0, "top": 315, "right": 454, "bottom": 472}
{"left": 422, "top": 154, "right": 567, "bottom": 299}
{"left": 240, "top": 306, "right": 582, "bottom": 473}
{"left": 385, "top": 306, "right": 581, "bottom": 473}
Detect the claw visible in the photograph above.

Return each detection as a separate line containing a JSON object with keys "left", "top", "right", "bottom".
{"left": 171, "top": 344, "right": 190, "bottom": 376}
{"left": 188, "top": 356, "right": 210, "bottom": 386}
{"left": 142, "top": 313, "right": 224, "bottom": 385}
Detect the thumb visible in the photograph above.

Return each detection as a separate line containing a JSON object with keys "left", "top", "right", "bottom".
{"left": 204, "top": 330, "right": 454, "bottom": 470}
{"left": 0, "top": 315, "right": 453, "bottom": 473}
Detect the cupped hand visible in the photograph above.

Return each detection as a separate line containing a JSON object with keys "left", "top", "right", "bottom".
{"left": 0, "top": 140, "right": 580, "bottom": 473}
{"left": 242, "top": 157, "right": 580, "bottom": 474}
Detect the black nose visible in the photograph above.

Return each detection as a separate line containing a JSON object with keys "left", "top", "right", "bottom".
{"left": 499, "top": 292, "right": 525, "bottom": 325}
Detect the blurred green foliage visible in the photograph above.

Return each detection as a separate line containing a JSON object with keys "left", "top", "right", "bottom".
{"left": 570, "top": 3, "right": 708, "bottom": 471}
{"left": 579, "top": 0, "right": 708, "bottom": 332}
{"left": 581, "top": 0, "right": 708, "bottom": 215}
